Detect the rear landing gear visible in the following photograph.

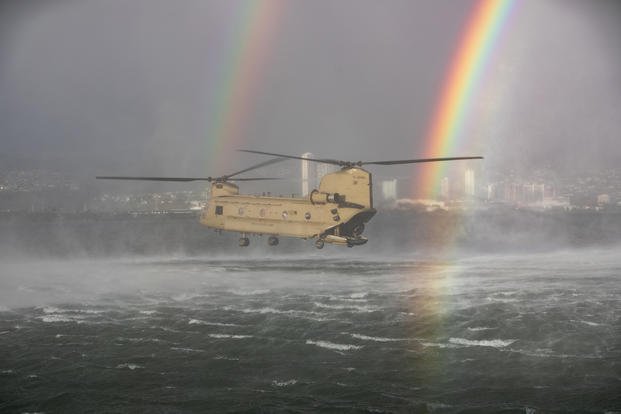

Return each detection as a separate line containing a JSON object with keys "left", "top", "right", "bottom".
{"left": 268, "top": 236, "right": 279, "bottom": 246}
{"left": 314, "top": 238, "right": 325, "bottom": 249}
{"left": 239, "top": 237, "right": 250, "bottom": 247}
{"left": 351, "top": 223, "right": 365, "bottom": 237}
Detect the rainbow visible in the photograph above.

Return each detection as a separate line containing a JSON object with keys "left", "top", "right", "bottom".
{"left": 206, "top": 1, "right": 286, "bottom": 172}
{"left": 415, "top": 0, "right": 517, "bottom": 199}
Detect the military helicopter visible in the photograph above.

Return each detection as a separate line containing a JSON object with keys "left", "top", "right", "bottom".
{"left": 97, "top": 150, "right": 482, "bottom": 249}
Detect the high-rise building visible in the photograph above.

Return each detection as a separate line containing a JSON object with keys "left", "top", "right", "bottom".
{"left": 440, "top": 177, "right": 450, "bottom": 200}
{"left": 315, "top": 163, "right": 337, "bottom": 189}
{"left": 381, "top": 179, "right": 397, "bottom": 201}
{"left": 301, "top": 152, "right": 313, "bottom": 196}
{"left": 465, "top": 169, "right": 475, "bottom": 197}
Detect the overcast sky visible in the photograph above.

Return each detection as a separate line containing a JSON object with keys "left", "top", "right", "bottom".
{"left": 1, "top": 0, "right": 620, "bottom": 182}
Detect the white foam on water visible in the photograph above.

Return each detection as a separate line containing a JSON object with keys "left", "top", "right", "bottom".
{"left": 572, "top": 319, "right": 602, "bottom": 327}
{"left": 420, "top": 341, "right": 459, "bottom": 349}
{"left": 170, "top": 347, "right": 204, "bottom": 353}
{"left": 227, "top": 306, "right": 327, "bottom": 321}
{"left": 229, "top": 289, "right": 271, "bottom": 296}
{"left": 38, "top": 315, "right": 78, "bottom": 323}
{"left": 154, "top": 326, "right": 183, "bottom": 333}
{"left": 306, "top": 340, "right": 362, "bottom": 352}
{"left": 230, "top": 306, "right": 287, "bottom": 314}
{"left": 328, "top": 296, "right": 367, "bottom": 303}
{"left": 171, "top": 293, "right": 210, "bottom": 302}
{"left": 1, "top": 370, "right": 14, "bottom": 374}
{"left": 349, "top": 333, "right": 405, "bottom": 342}
{"left": 0, "top": 331, "right": 9, "bottom": 335}
{"left": 213, "top": 355, "right": 240, "bottom": 361}
{"left": 449, "top": 338, "right": 516, "bottom": 348}
{"left": 116, "top": 363, "right": 143, "bottom": 370}
{"left": 349, "top": 292, "right": 369, "bottom": 299}
{"left": 485, "top": 296, "right": 519, "bottom": 303}
{"left": 208, "top": 333, "right": 252, "bottom": 339}
{"left": 42, "top": 306, "right": 63, "bottom": 314}
{"left": 76, "top": 309, "right": 106, "bottom": 314}
{"left": 188, "top": 319, "right": 238, "bottom": 327}
{"left": 508, "top": 348, "right": 603, "bottom": 359}
{"left": 313, "top": 302, "right": 376, "bottom": 313}
{"left": 272, "top": 379, "right": 297, "bottom": 387}
{"left": 41, "top": 306, "right": 104, "bottom": 315}
{"left": 467, "top": 327, "right": 495, "bottom": 332}
{"left": 115, "top": 336, "right": 167, "bottom": 344}
{"left": 139, "top": 310, "right": 157, "bottom": 315}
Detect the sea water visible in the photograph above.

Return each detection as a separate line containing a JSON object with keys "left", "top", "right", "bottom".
{"left": 1, "top": 250, "right": 620, "bottom": 413}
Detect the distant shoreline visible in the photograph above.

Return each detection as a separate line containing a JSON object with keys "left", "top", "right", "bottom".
{"left": 1, "top": 208, "right": 619, "bottom": 259}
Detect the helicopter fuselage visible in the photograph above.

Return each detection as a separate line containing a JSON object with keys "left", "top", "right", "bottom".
{"left": 199, "top": 167, "right": 376, "bottom": 247}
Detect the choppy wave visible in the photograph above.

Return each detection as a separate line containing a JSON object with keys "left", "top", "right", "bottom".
{"left": 306, "top": 340, "right": 362, "bottom": 351}
{"left": 170, "top": 347, "right": 204, "bottom": 353}
{"left": 42, "top": 306, "right": 105, "bottom": 315}
{"left": 348, "top": 292, "right": 369, "bottom": 299}
{"left": 229, "top": 289, "right": 271, "bottom": 296}
{"left": 349, "top": 333, "right": 405, "bottom": 342}
{"left": 272, "top": 379, "right": 297, "bottom": 387}
{"left": 139, "top": 310, "right": 157, "bottom": 315}
{"left": 116, "top": 363, "right": 143, "bottom": 370}
{"left": 448, "top": 338, "right": 516, "bottom": 348}
{"left": 38, "top": 314, "right": 80, "bottom": 323}
{"left": 188, "top": 319, "right": 239, "bottom": 327}
{"left": 208, "top": 333, "right": 253, "bottom": 339}
{"left": 214, "top": 356, "right": 240, "bottom": 361}
{"left": 313, "top": 302, "right": 377, "bottom": 313}
{"left": 571, "top": 319, "right": 602, "bottom": 327}
{"left": 224, "top": 306, "right": 330, "bottom": 321}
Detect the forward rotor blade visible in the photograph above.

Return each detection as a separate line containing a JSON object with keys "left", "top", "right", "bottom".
{"left": 224, "top": 157, "right": 287, "bottom": 179}
{"left": 229, "top": 177, "right": 282, "bottom": 182}
{"left": 96, "top": 176, "right": 212, "bottom": 182}
{"left": 238, "top": 149, "right": 344, "bottom": 166}
{"left": 362, "top": 156, "right": 483, "bottom": 165}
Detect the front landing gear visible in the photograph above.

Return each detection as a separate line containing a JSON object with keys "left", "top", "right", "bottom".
{"left": 314, "top": 238, "right": 325, "bottom": 249}
{"left": 239, "top": 235, "right": 250, "bottom": 247}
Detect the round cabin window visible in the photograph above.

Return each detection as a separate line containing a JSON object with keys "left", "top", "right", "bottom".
{"left": 282, "top": 211, "right": 288, "bottom": 219}
{"left": 305, "top": 212, "right": 311, "bottom": 220}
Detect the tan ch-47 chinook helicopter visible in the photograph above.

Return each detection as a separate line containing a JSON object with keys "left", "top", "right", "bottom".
{"left": 97, "top": 150, "right": 482, "bottom": 249}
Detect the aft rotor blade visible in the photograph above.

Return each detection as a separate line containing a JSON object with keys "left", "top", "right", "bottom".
{"left": 96, "top": 176, "right": 213, "bottom": 182}
{"left": 362, "top": 156, "right": 483, "bottom": 165}
{"left": 238, "top": 149, "right": 344, "bottom": 166}
{"left": 224, "top": 157, "right": 287, "bottom": 179}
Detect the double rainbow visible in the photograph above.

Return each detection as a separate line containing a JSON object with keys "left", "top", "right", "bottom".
{"left": 415, "top": 0, "right": 517, "bottom": 198}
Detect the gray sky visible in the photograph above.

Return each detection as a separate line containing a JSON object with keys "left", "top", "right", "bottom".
{"left": 1, "top": 0, "right": 620, "bottom": 181}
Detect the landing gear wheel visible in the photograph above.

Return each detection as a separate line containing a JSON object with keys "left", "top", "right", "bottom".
{"left": 239, "top": 237, "right": 250, "bottom": 247}
{"left": 315, "top": 239, "right": 325, "bottom": 249}
{"left": 268, "top": 236, "right": 279, "bottom": 246}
